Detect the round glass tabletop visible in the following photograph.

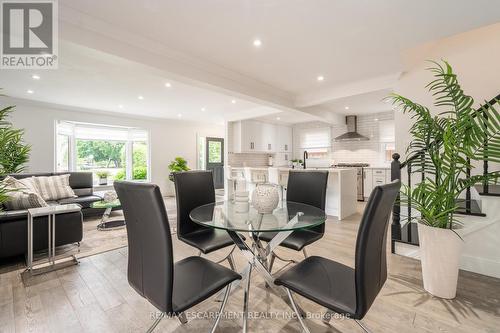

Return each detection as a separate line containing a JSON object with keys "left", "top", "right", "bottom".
{"left": 190, "top": 201, "right": 326, "bottom": 232}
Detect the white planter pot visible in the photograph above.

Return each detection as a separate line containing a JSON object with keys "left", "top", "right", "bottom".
{"left": 418, "top": 222, "right": 464, "bottom": 299}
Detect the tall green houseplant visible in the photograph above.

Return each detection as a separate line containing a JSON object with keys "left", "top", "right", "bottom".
{"left": 0, "top": 99, "right": 31, "bottom": 208}
{"left": 390, "top": 61, "right": 500, "bottom": 228}
{"left": 0, "top": 104, "right": 31, "bottom": 174}
{"left": 390, "top": 61, "right": 500, "bottom": 298}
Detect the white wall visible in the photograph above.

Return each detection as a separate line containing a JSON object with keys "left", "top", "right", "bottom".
{"left": 3, "top": 98, "right": 224, "bottom": 195}
{"left": 394, "top": 22, "right": 500, "bottom": 175}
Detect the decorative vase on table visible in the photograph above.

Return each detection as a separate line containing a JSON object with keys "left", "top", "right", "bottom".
{"left": 251, "top": 183, "right": 279, "bottom": 214}
{"left": 417, "top": 222, "right": 464, "bottom": 299}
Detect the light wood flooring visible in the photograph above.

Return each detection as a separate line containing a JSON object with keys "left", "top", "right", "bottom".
{"left": 0, "top": 199, "right": 499, "bottom": 333}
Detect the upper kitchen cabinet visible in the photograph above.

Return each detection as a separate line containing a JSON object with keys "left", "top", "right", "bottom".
{"left": 276, "top": 125, "right": 293, "bottom": 152}
{"left": 231, "top": 120, "right": 277, "bottom": 153}
{"left": 261, "top": 122, "right": 277, "bottom": 152}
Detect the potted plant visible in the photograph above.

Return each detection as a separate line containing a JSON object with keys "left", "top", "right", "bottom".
{"left": 168, "top": 157, "right": 190, "bottom": 182}
{"left": 96, "top": 171, "right": 110, "bottom": 185}
{"left": 389, "top": 61, "right": 500, "bottom": 299}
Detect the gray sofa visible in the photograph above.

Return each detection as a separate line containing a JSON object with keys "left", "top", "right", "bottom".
{"left": 0, "top": 172, "right": 119, "bottom": 259}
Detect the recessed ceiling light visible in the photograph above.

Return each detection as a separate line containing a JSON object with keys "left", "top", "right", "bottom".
{"left": 317, "top": 75, "right": 325, "bottom": 82}
{"left": 165, "top": 82, "right": 171, "bottom": 88}
{"left": 138, "top": 95, "right": 144, "bottom": 100}
{"left": 276, "top": 117, "right": 281, "bottom": 121}
{"left": 27, "top": 89, "right": 34, "bottom": 94}
{"left": 253, "top": 39, "right": 262, "bottom": 47}
{"left": 231, "top": 99, "right": 236, "bottom": 104}
{"left": 118, "top": 104, "right": 124, "bottom": 109}
{"left": 177, "top": 113, "right": 182, "bottom": 118}
{"left": 344, "top": 106, "right": 349, "bottom": 110}
{"left": 31, "top": 74, "right": 40, "bottom": 80}
{"left": 374, "top": 118, "right": 379, "bottom": 121}
{"left": 201, "top": 107, "right": 206, "bottom": 112}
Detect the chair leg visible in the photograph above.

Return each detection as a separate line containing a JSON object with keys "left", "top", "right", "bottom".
{"left": 243, "top": 265, "right": 252, "bottom": 333}
{"left": 227, "top": 253, "right": 236, "bottom": 271}
{"left": 209, "top": 284, "right": 232, "bottom": 333}
{"left": 302, "top": 248, "right": 308, "bottom": 258}
{"left": 285, "top": 288, "right": 311, "bottom": 333}
{"left": 355, "top": 319, "right": 373, "bottom": 333}
{"left": 178, "top": 312, "right": 188, "bottom": 324}
{"left": 146, "top": 312, "right": 165, "bottom": 333}
{"left": 273, "top": 251, "right": 297, "bottom": 264}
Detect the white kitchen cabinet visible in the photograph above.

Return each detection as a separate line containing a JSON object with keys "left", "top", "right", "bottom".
{"left": 363, "top": 169, "right": 373, "bottom": 198}
{"left": 261, "top": 122, "right": 277, "bottom": 152}
{"left": 232, "top": 120, "right": 278, "bottom": 153}
{"left": 363, "top": 168, "right": 391, "bottom": 199}
{"left": 232, "top": 120, "right": 261, "bottom": 153}
{"left": 277, "top": 125, "right": 293, "bottom": 152}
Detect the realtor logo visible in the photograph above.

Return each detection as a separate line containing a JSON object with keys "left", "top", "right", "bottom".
{"left": 1, "top": 0, "right": 58, "bottom": 69}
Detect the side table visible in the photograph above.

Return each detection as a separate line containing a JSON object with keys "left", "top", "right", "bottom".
{"left": 27, "top": 204, "right": 82, "bottom": 275}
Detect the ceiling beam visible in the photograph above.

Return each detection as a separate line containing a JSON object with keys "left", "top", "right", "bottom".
{"left": 59, "top": 5, "right": 296, "bottom": 112}
{"left": 294, "top": 72, "right": 401, "bottom": 108}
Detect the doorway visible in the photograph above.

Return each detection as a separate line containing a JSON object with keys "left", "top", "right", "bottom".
{"left": 205, "top": 137, "right": 224, "bottom": 189}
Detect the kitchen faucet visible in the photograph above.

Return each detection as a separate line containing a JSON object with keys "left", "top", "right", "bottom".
{"left": 303, "top": 150, "right": 308, "bottom": 169}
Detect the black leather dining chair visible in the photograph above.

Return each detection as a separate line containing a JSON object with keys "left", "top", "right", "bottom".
{"left": 114, "top": 181, "right": 241, "bottom": 333}
{"left": 274, "top": 180, "right": 400, "bottom": 333}
{"left": 174, "top": 170, "right": 239, "bottom": 270}
{"left": 259, "top": 170, "right": 329, "bottom": 272}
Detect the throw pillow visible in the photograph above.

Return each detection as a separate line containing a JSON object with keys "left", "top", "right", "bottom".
{"left": 32, "top": 174, "right": 77, "bottom": 201}
{"left": 3, "top": 187, "right": 48, "bottom": 210}
{"left": 2, "top": 176, "right": 38, "bottom": 192}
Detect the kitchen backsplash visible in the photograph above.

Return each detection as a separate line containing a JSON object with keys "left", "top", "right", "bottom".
{"left": 293, "top": 111, "right": 394, "bottom": 167}
{"left": 227, "top": 153, "right": 270, "bottom": 167}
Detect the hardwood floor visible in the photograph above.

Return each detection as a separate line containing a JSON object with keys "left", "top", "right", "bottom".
{"left": 0, "top": 199, "right": 499, "bottom": 333}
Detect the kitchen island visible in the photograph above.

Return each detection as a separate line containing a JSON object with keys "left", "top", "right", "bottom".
{"left": 268, "top": 167, "right": 358, "bottom": 220}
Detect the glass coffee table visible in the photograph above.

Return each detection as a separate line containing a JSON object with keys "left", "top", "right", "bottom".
{"left": 91, "top": 199, "right": 125, "bottom": 230}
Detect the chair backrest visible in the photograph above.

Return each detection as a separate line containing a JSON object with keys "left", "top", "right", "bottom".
{"left": 114, "top": 181, "right": 174, "bottom": 313}
{"left": 174, "top": 170, "right": 215, "bottom": 238}
{"left": 286, "top": 170, "right": 329, "bottom": 233}
{"left": 354, "top": 180, "right": 400, "bottom": 318}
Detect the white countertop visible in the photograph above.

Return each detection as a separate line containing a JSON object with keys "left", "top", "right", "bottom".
{"left": 364, "top": 166, "right": 391, "bottom": 169}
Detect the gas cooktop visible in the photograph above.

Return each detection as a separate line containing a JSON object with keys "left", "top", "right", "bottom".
{"left": 332, "top": 163, "right": 370, "bottom": 168}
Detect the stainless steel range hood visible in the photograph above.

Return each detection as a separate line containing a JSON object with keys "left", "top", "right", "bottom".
{"left": 334, "top": 115, "right": 369, "bottom": 141}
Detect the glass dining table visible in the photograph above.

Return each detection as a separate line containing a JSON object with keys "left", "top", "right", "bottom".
{"left": 190, "top": 200, "right": 326, "bottom": 332}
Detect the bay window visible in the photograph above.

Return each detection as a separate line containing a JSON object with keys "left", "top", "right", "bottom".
{"left": 55, "top": 121, "right": 150, "bottom": 185}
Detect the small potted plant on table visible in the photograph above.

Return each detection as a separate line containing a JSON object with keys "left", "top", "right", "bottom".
{"left": 96, "top": 171, "right": 110, "bottom": 185}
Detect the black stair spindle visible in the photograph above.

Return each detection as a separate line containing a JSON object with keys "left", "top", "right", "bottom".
{"left": 483, "top": 108, "right": 489, "bottom": 194}
{"left": 407, "top": 162, "right": 412, "bottom": 242}
{"left": 391, "top": 153, "right": 401, "bottom": 252}
{"left": 466, "top": 157, "right": 471, "bottom": 214}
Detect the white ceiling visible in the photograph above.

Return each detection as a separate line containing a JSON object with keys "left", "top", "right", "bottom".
{"left": 322, "top": 89, "right": 394, "bottom": 115}
{"left": 61, "top": 0, "right": 500, "bottom": 96}
{"left": 2, "top": 1, "right": 500, "bottom": 123}
{"left": 0, "top": 42, "right": 277, "bottom": 123}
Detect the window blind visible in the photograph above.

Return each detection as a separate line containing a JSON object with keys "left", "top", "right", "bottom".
{"left": 299, "top": 127, "right": 331, "bottom": 149}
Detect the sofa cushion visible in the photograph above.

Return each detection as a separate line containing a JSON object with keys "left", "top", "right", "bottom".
{"left": 73, "top": 188, "right": 93, "bottom": 197}
{"left": 58, "top": 195, "right": 102, "bottom": 208}
{"left": 32, "top": 174, "right": 77, "bottom": 201}
{"left": 1, "top": 176, "right": 48, "bottom": 210}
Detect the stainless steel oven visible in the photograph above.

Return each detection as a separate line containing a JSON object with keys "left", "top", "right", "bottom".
{"left": 332, "top": 163, "right": 369, "bottom": 201}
